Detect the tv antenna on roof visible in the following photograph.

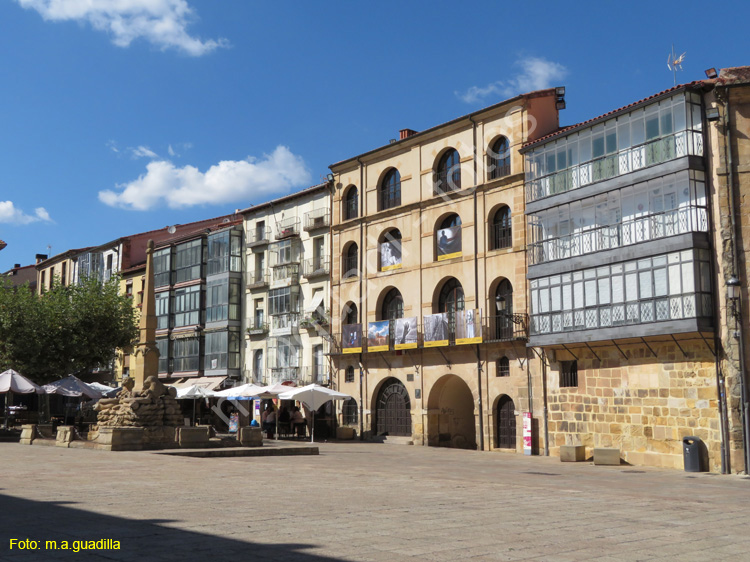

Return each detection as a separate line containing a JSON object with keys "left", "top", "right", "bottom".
{"left": 167, "top": 225, "right": 176, "bottom": 234}
{"left": 667, "top": 45, "right": 686, "bottom": 87}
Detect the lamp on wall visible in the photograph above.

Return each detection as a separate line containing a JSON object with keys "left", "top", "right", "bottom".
{"left": 706, "top": 106, "right": 720, "bottom": 121}
{"left": 727, "top": 276, "right": 741, "bottom": 325}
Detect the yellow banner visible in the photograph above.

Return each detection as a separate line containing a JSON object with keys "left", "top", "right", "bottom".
{"left": 424, "top": 339, "right": 449, "bottom": 348}
{"left": 342, "top": 347, "right": 362, "bottom": 354}
{"left": 381, "top": 263, "right": 402, "bottom": 272}
{"left": 437, "top": 251, "right": 461, "bottom": 262}
{"left": 456, "top": 336, "right": 483, "bottom": 345}
{"left": 368, "top": 345, "right": 389, "bottom": 353}
{"left": 394, "top": 342, "right": 418, "bottom": 350}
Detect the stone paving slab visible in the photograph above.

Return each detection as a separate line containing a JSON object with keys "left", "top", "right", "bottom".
{"left": 0, "top": 442, "right": 749, "bottom": 561}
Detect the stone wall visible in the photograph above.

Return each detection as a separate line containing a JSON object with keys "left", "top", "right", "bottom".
{"left": 546, "top": 341, "right": 720, "bottom": 471}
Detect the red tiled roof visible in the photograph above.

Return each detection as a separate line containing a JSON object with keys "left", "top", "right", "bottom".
{"left": 522, "top": 81, "right": 706, "bottom": 150}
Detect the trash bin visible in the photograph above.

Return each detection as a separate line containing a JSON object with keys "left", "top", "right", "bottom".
{"left": 682, "top": 436, "right": 703, "bottom": 472}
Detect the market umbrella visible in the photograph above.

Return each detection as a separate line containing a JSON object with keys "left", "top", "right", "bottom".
{"left": 278, "top": 384, "right": 351, "bottom": 442}
{"left": 43, "top": 375, "right": 103, "bottom": 400}
{"left": 174, "top": 384, "right": 216, "bottom": 426}
{"left": 87, "top": 382, "right": 119, "bottom": 398}
{"left": 0, "top": 369, "right": 43, "bottom": 429}
{"left": 256, "top": 383, "right": 298, "bottom": 439}
{"left": 212, "top": 383, "right": 264, "bottom": 400}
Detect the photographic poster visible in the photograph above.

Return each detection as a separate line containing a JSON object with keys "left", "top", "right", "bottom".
{"left": 436, "top": 225, "right": 462, "bottom": 261}
{"left": 367, "top": 320, "right": 390, "bottom": 352}
{"left": 380, "top": 240, "right": 402, "bottom": 271}
{"left": 423, "top": 312, "right": 449, "bottom": 347}
{"left": 394, "top": 316, "right": 418, "bottom": 350}
{"left": 456, "top": 308, "right": 482, "bottom": 345}
{"left": 342, "top": 323, "right": 362, "bottom": 353}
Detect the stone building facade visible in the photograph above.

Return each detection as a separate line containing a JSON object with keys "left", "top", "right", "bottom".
{"left": 329, "top": 90, "right": 562, "bottom": 450}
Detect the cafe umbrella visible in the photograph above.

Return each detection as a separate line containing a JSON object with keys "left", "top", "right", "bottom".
{"left": 0, "top": 369, "right": 43, "bottom": 429}
{"left": 278, "top": 384, "right": 351, "bottom": 442}
{"left": 175, "top": 385, "right": 217, "bottom": 426}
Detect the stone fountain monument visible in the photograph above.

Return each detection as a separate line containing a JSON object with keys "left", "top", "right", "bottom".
{"left": 92, "top": 240, "right": 184, "bottom": 450}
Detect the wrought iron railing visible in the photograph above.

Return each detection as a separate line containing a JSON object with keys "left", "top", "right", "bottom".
{"left": 530, "top": 292, "right": 712, "bottom": 336}
{"left": 247, "top": 271, "right": 269, "bottom": 289}
{"left": 247, "top": 227, "right": 271, "bottom": 246}
{"left": 270, "top": 313, "right": 299, "bottom": 333}
{"left": 528, "top": 205, "right": 708, "bottom": 265}
{"left": 272, "top": 263, "right": 299, "bottom": 285}
{"left": 433, "top": 169, "right": 461, "bottom": 195}
{"left": 246, "top": 318, "right": 268, "bottom": 336}
{"left": 304, "top": 209, "right": 330, "bottom": 231}
{"left": 526, "top": 129, "right": 704, "bottom": 202}
{"left": 276, "top": 217, "right": 300, "bottom": 240}
{"left": 342, "top": 255, "right": 358, "bottom": 279}
{"left": 303, "top": 257, "right": 329, "bottom": 278}
{"left": 490, "top": 223, "right": 512, "bottom": 251}
{"left": 268, "top": 367, "right": 299, "bottom": 384}
{"left": 379, "top": 185, "right": 401, "bottom": 210}
{"left": 488, "top": 162, "right": 511, "bottom": 181}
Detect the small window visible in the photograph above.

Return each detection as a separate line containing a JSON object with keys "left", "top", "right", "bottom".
{"left": 343, "top": 302, "right": 358, "bottom": 325}
{"left": 381, "top": 288, "right": 404, "bottom": 320}
{"left": 343, "top": 243, "right": 358, "bottom": 279}
{"left": 488, "top": 137, "right": 510, "bottom": 179}
{"left": 560, "top": 360, "right": 578, "bottom": 387}
{"left": 497, "top": 357, "right": 510, "bottom": 377}
{"left": 344, "top": 186, "right": 358, "bottom": 220}
{"left": 490, "top": 206, "right": 512, "bottom": 250}
{"left": 379, "top": 169, "right": 401, "bottom": 211}
{"left": 345, "top": 366, "right": 355, "bottom": 384}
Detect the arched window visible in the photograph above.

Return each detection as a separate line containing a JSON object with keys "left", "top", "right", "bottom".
{"left": 342, "top": 397, "right": 358, "bottom": 425}
{"left": 434, "top": 149, "right": 461, "bottom": 194}
{"left": 344, "top": 186, "right": 358, "bottom": 220}
{"left": 345, "top": 366, "right": 355, "bottom": 383}
{"left": 490, "top": 206, "right": 512, "bottom": 250}
{"left": 436, "top": 214, "right": 462, "bottom": 260}
{"left": 494, "top": 279, "right": 514, "bottom": 339}
{"left": 379, "top": 169, "right": 401, "bottom": 210}
{"left": 380, "top": 229, "right": 402, "bottom": 271}
{"left": 381, "top": 288, "right": 404, "bottom": 320}
{"left": 497, "top": 356, "right": 510, "bottom": 377}
{"left": 343, "top": 243, "right": 358, "bottom": 279}
{"left": 488, "top": 136, "right": 510, "bottom": 180}
{"left": 343, "top": 302, "right": 358, "bottom": 325}
{"left": 439, "top": 278, "right": 465, "bottom": 332}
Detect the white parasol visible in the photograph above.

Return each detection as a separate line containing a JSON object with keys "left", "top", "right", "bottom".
{"left": 278, "top": 384, "right": 351, "bottom": 442}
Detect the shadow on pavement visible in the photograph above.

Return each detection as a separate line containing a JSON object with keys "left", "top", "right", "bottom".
{"left": 0, "top": 493, "right": 351, "bottom": 561}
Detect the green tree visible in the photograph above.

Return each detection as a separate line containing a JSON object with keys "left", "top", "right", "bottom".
{"left": 0, "top": 275, "right": 138, "bottom": 384}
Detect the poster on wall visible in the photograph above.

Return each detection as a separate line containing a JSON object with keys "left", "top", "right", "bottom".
{"left": 455, "top": 308, "right": 482, "bottom": 345}
{"left": 342, "top": 323, "right": 362, "bottom": 354}
{"left": 436, "top": 225, "right": 462, "bottom": 261}
{"left": 423, "top": 313, "right": 449, "bottom": 347}
{"left": 394, "top": 317, "right": 418, "bottom": 350}
{"left": 367, "top": 321, "right": 390, "bottom": 352}
{"left": 523, "top": 412, "right": 532, "bottom": 455}
{"left": 380, "top": 240, "right": 402, "bottom": 271}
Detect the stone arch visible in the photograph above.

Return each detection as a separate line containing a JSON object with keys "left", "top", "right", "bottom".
{"left": 426, "top": 374, "right": 476, "bottom": 449}
{"left": 371, "top": 377, "right": 412, "bottom": 437}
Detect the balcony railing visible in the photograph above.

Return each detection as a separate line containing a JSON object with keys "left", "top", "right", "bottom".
{"left": 246, "top": 319, "right": 268, "bottom": 336}
{"left": 378, "top": 185, "right": 401, "bottom": 210}
{"left": 488, "top": 163, "right": 511, "bottom": 181}
{"left": 490, "top": 224, "right": 512, "bottom": 251}
{"left": 268, "top": 366, "right": 299, "bottom": 384}
{"left": 530, "top": 292, "right": 712, "bottom": 336}
{"left": 344, "top": 198, "right": 358, "bottom": 220}
{"left": 303, "top": 257, "right": 330, "bottom": 278}
{"left": 247, "top": 271, "right": 269, "bottom": 289}
{"left": 528, "top": 205, "right": 709, "bottom": 265}
{"left": 433, "top": 169, "right": 461, "bottom": 195}
{"left": 247, "top": 227, "right": 271, "bottom": 247}
{"left": 270, "top": 313, "right": 299, "bottom": 334}
{"left": 272, "top": 264, "right": 299, "bottom": 285}
{"left": 304, "top": 209, "right": 330, "bottom": 231}
{"left": 276, "top": 217, "right": 300, "bottom": 240}
{"left": 526, "top": 129, "right": 704, "bottom": 202}
{"left": 330, "top": 314, "right": 528, "bottom": 354}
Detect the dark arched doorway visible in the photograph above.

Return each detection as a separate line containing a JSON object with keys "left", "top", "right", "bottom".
{"left": 426, "top": 375, "right": 476, "bottom": 449}
{"left": 496, "top": 395, "right": 516, "bottom": 449}
{"left": 375, "top": 378, "right": 411, "bottom": 436}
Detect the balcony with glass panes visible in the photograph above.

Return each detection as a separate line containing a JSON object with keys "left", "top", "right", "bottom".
{"left": 269, "top": 239, "right": 301, "bottom": 287}
{"left": 174, "top": 239, "right": 203, "bottom": 284}
{"left": 524, "top": 92, "right": 704, "bottom": 205}
{"left": 205, "top": 278, "right": 241, "bottom": 325}
{"left": 206, "top": 228, "right": 243, "bottom": 276}
{"left": 268, "top": 286, "right": 299, "bottom": 336}
{"left": 527, "top": 169, "right": 709, "bottom": 269}
{"left": 204, "top": 329, "right": 241, "bottom": 372}
{"left": 528, "top": 248, "right": 713, "bottom": 345}
{"left": 266, "top": 337, "right": 300, "bottom": 384}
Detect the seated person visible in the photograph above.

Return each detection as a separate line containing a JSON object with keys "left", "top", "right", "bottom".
{"left": 263, "top": 408, "right": 276, "bottom": 434}
{"left": 291, "top": 406, "right": 306, "bottom": 437}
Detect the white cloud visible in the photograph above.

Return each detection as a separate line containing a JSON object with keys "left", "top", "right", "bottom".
{"left": 167, "top": 144, "right": 176, "bottom": 157}
{"left": 130, "top": 145, "right": 158, "bottom": 159}
{"left": 98, "top": 146, "right": 312, "bottom": 211}
{"left": 16, "top": 0, "right": 228, "bottom": 56}
{"left": 457, "top": 56, "right": 568, "bottom": 103}
{"left": 0, "top": 201, "right": 53, "bottom": 225}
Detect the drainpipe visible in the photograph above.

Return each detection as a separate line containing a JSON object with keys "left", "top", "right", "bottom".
{"left": 357, "top": 157, "right": 366, "bottom": 441}
{"left": 469, "top": 114, "right": 485, "bottom": 451}
{"left": 719, "top": 87, "right": 750, "bottom": 473}
{"left": 541, "top": 349, "right": 549, "bottom": 456}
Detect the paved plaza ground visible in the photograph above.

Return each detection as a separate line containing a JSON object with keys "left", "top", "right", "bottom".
{"left": 1, "top": 440, "right": 749, "bottom": 561}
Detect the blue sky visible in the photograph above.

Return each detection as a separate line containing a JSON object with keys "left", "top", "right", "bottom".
{"left": 1, "top": 0, "right": 749, "bottom": 270}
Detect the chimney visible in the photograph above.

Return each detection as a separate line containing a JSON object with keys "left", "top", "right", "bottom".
{"left": 35, "top": 254, "right": 47, "bottom": 264}
{"left": 13, "top": 264, "right": 20, "bottom": 269}
{"left": 399, "top": 128, "right": 417, "bottom": 140}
